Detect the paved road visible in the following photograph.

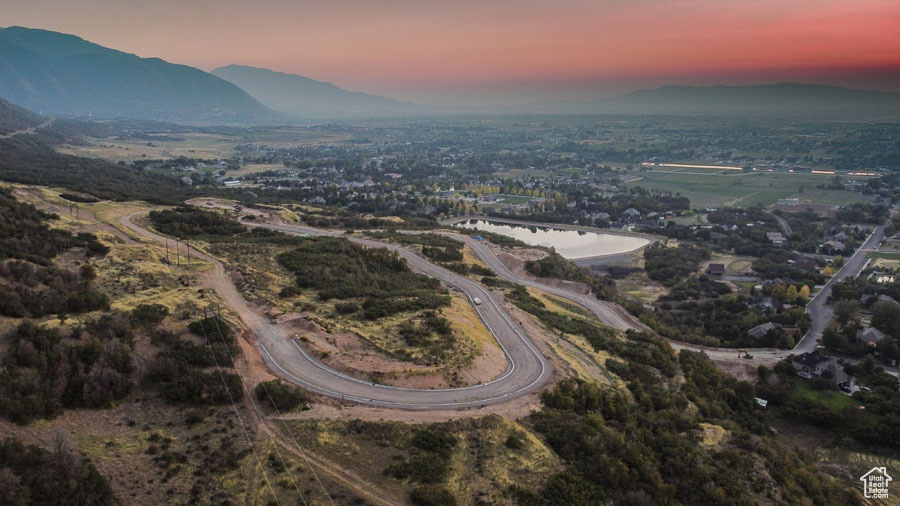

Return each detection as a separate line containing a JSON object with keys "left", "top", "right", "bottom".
{"left": 122, "top": 213, "right": 553, "bottom": 410}
{"left": 122, "top": 209, "right": 893, "bottom": 409}
{"left": 795, "top": 222, "right": 887, "bottom": 353}
{"left": 441, "top": 232, "right": 641, "bottom": 332}
{"left": 773, "top": 215, "right": 792, "bottom": 237}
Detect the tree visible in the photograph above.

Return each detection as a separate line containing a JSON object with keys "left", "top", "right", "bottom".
{"left": 833, "top": 255, "right": 844, "bottom": 267}
{"left": 786, "top": 285, "right": 799, "bottom": 303}
{"left": 799, "top": 285, "right": 811, "bottom": 300}
{"left": 822, "top": 266, "right": 835, "bottom": 277}
{"left": 872, "top": 301, "right": 900, "bottom": 338}
{"left": 834, "top": 300, "right": 860, "bottom": 327}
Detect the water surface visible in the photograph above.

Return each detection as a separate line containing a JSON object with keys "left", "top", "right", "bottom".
{"left": 458, "top": 219, "right": 649, "bottom": 259}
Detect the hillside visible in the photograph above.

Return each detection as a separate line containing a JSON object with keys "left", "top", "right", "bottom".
{"left": 212, "top": 64, "right": 419, "bottom": 117}
{"left": 605, "top": 83, "right": 900, "bottom": 116}
{"left": 0, "top": 96, "right": 43, "bottom": 134}
{"left": 0, "top": 26, "right": 278, "bottom": 123}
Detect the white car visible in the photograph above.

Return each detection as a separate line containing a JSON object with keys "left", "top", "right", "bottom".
{"left": 473, "top": 297, "right": 483, "bottom": 305}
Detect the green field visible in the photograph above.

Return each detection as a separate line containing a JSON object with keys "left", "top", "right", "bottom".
{"left": 792, "top": 381, "right": 858, "bottom": 412}
{"left": 624, "top": 170, "right": 873, "bottom": 208}
{"left": 868, "top": 251, "right": 900, "bottom": 260}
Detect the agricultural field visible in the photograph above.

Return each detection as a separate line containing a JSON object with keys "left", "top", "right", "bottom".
{"left": 623, "top": 169, "right": 875, "bottom": 208}
{"left": 55, "top": 127, "right": 352, "bottom": 163}
{"left": 56, "top": 133, "right": 238, "bottom": 162}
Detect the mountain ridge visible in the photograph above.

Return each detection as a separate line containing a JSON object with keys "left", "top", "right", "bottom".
{"left": 212, "top": 64, "right": 420, "bottom": 117}
{"left": 602, "top": 82, "right": 900, "bottom": 116}
{"left": 0, "top": 26, "right": 279, "bottom": 123}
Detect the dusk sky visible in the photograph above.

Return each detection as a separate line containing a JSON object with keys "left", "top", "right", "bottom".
{"left": 3, "top": 0, "right": 900, "bottom": 105}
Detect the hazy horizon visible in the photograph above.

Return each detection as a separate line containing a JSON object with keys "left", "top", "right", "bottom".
{"left": 3, "top": 0, "right": 900, "bottom": 106}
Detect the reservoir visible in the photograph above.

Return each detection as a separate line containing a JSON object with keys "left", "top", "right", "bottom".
{"left": 457, "top": 219, "right": 650, "bottom": 259}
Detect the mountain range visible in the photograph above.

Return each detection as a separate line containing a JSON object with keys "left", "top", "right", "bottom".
{"left": 600, "top": 83, "right": 900, "bottom": 116}
{"left": 212, "top": 65, "right": 418, "bottom": 117}
{"left": 0, "top": 26, "right": 276, "bottom": 122}
{"left": 2, "top": 26, "right": 900, "bottom": 122}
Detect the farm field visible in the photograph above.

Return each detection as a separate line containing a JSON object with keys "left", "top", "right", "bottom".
{"left": 56, "top": 127, "right": 352, "bottom": 162}
{"left": 57, "top": 133, "right": 238, "bottom": 161}
{"left": 623, "top": 169, "right": 874, "bottom": 208}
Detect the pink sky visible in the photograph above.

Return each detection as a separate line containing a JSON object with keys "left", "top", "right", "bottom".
{"left": 3, "top": 0, "right": 900, "bottom": 103}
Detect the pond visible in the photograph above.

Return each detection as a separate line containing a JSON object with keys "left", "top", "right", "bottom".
{"left": 457, "top": 220, "right": 650, "bottom": 259}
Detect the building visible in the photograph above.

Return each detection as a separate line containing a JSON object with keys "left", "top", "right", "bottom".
{"left": 792, "top": 353, "right": 855, "bottom": 389}
{"left": 857, "top": 327, "right": 887, "bottom": 345}
{"left": 750, "top": 297, "right": 779, "bottom": 313}
{"left": 747, "top": 322, "right": 781, "bottom": 340}
{"left": 766, "top": 232, "right": 786, "bottom": 246}
{"left": 793, "top": 256, "right": 818, "bottom": 273}
{"left": 622, "top": 208, "right": 641, "bottom": 222}
{"left": 820, "top": 240, "right": 845, "bottom": 254}
{"left": 706, "top": 263, "right": 726, "bottom": 276}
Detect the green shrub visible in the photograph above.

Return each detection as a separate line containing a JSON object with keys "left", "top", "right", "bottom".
{"left": 254, "top": 380, "right": 308, "bottom": 412}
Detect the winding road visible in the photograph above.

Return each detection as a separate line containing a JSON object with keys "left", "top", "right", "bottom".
{"left": 121, "top": 214, "right": 553, "bottom": 410}
{"left": 119, "top": 208, "right": 893, "bottom": 410}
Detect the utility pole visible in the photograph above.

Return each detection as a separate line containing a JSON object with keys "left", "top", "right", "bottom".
{"left": 164, "top": 237, "right": 169, "bottom": 263}
{"left": 175, "top": 240, "right": 180, "bottom": 266}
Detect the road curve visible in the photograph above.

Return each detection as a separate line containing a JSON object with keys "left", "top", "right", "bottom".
{"left": 444, "top": 232, "right": 640, "bottom": 332}
{"left": 121, "top": 213, "right": 553, "bottom": 410}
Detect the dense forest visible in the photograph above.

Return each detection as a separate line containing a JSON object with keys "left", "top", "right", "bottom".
{"left": 0, "top": 134, "right": 189, "bottom": 204}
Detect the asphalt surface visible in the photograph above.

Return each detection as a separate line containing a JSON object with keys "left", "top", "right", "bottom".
{"left": 228, "top": 222, "right": 553, "bottom": 410}
{"left": 795, "top": 222, "right": 887, "bottom": 353}
{"left": 442, "top": 232, "right": 640, "bottom": 332}
{"left": 122, "top": 209, "right": 893, "bottom": 409}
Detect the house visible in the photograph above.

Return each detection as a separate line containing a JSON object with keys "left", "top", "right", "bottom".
{"left": 223, "top": 180, "right": 241, "bottom": 188}
{"left": 747, "top": 322, "right": 781, "bottom": 340}
{"left": 792, "top": 353, "right": 855, "bottom": 389}
{"left": 832, "top": 231, "right": 849, "bottom": 242}
{"left": 622, "top": 208, "right": 641, "bottom": 222}
{"left": 857, "top": 327, "right": 887, "bottom": 345}
{"left": 591, "top": 211, "right": 611, "bottom": 223}
{"left": 706, "top": 263, "right": 726, "bottom": 276}
{"left": 751, "top": 297, "right": 779, "bottom": 313}
{"left": 872, "top": 272, "right": 896, "bottom": 284}
{"left": 766, "top": 232, "right": 786, "bottom": 246}
{"left": 793, "top": 256, "right": 818, "bottom": 273}
{"left": 820, "top": 240, "right": 845, "bottom": 254}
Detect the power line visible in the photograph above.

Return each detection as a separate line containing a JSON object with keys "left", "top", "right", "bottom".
{"left": 199, "top": 302, "right": 309, "bottom": 506}
{"left": 206, "top": 301, "right": 335, "bottom": 506}
{"left": 180, "top": 295, "right": 282, "bottom": 506}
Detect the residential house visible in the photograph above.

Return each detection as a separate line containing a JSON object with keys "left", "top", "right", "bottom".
{"left": 793, "top": 256, "right": 818, "bottom": 273}
{"left": 622, "top": 208, "right": 641, "bottom": 222}
{"left": 857, "top": 327, "right": 887, "bottom": 345}
{"left": 750, "top": 297, "right": 779, "bottom": 313}
{"left": 766, "top": 232, "right": 786, "bottom": 247}
{"left": 706, "top": 263, "right": 726, "bottom": 276}
{"left": 820, "top": 240, "right": 845, "bottom": 254}
{"left": 792, "top": 353, "right": 855, "bottom": 389}
{"left": 747, "top": 322, "right": 781, "bottom": 340}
